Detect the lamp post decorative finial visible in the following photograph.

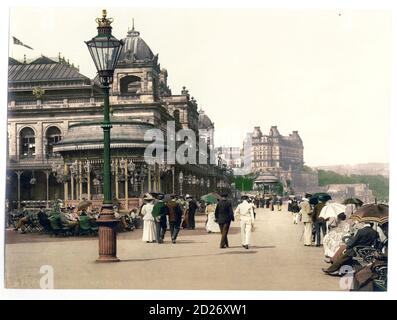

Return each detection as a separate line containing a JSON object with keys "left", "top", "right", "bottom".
{"left": 96, "top": 9, "right": 113, "bottom": 28}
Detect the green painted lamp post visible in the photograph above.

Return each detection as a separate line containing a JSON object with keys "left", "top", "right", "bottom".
{"left": 85, "top": 9, "right": 124, "bottom": 262}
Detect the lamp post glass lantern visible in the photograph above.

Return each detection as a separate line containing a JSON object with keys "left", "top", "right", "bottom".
{"left": 85, "top": 9, "right": 124, "bottom": 263}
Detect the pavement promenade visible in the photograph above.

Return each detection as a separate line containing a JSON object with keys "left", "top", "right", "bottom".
{"left": 5, "top": 207, "right": 341, "bottom": 290}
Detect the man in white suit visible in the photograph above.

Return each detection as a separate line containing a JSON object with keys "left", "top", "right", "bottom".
{"left": 300, "top": 193, "right": 313, "bottom": 246}
{"left": 234, "top": 195, "right": 255, "bottom": 249}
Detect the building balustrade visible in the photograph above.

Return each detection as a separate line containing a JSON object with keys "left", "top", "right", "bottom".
{"left": 8, "top": 98, "right": 103, "bottom": 110}
{"left": 8, "top": 95, "right": 152, "bottom": 110}
{"left": 8, "top": 156, "right": 63, "bottom": 169}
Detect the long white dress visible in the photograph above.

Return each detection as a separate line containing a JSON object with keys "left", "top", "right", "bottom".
{"left": 141, "top": 203, "right": 156, "bottom": 242}
{"left": 322, "top": 220, "right": 350, "bottom": 257}
{"left": 205, "top": 204, "right": 220, "bottom": 233}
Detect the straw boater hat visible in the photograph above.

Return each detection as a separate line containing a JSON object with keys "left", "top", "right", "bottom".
{"left": 143, "top": 193, "right": 154, "bottom": 201}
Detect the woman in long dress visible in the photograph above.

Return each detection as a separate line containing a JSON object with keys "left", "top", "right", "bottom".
{"left": 300, "top": 197, "right": 313, "bottom": 246}
{"left": 323, "top": 213, "right": 350, "bottom": 260}
{"left": 205, "top": 202, "right": 220, "bottom": 233}
{"left": 141, "top": 195, "right": 156, "bottom": 243}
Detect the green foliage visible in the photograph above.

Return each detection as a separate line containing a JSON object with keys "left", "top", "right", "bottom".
{"left": 274, "top": 182, "right": 284, "bottom": 196}
{"left": 318, "top": 170, "right": 389, "bottom": 201}
{"left": 232, "top": 175, "right": 254, "bottom": 191}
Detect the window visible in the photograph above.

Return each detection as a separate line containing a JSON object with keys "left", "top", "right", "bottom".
{"left": 20, "top": 127, "right": 35, "bottom": 158}
{"left": 120, "top": 75, "right": 141, "bottom": 95}
{"left": 173, "top": 110, "right": 180, "bottom": 123}
{"left": 46, "top": 126, "right": 62, "bottom": 157}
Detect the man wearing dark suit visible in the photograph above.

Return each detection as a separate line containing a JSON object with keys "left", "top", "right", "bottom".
{"left": 186, "top": 198, "right": 198, "bottom": 230}
{"left": 152, "top": 194, "right": 169, "bottom": 243}
{"left": 312, "top": 200, "right": 327, "bottom": 246}
{"left": 323, "top": 223, "right": 380, "bottom": 275}
{"left": 215, "top": 193, "right": 234, "bottom": 248}
{"left": 166, "top": 195, "right": 183, "bottom": 243}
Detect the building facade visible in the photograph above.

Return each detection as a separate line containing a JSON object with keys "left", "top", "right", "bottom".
{"left": 215, "top": 147, "right": 242, "bottom": 173}
{"left": 241, "top": 126, "right": 318, "bottom": 194}
{"left": 6, "top": 24, "right": 230, "bottom": 210}
{"left": 244, "top": 125, "right": 304, "bottom": 173}
{"left": 324, "top": 184, "right": 375, "bottom": 204}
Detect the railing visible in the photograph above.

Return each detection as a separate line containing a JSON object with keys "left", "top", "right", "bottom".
{"left": 9, "top": 95, "right": 147, "bottom": 109}
{"left": 15, "top": 100, "right": 36, "bottom": 106}
{"left": 43, "top": 99, "right": 63, "bottom": 105}
{"left": 7, "top": 157, "right": 63, "bottom": 169}
{"left": 9, "top": 98, "right": 101, "bottom": 110}
{"left": 117, "top": 95, "right": 141, "bottom": 101}
{"left": 68, "top": 98, "right": 90, "bottom": 104}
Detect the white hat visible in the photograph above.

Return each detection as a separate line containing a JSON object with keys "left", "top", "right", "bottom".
{"left": 143, "top": 193, "right": 154, "bottom": 201}
{"left": 185, "top": 194, "right": 192, "bottom": 199}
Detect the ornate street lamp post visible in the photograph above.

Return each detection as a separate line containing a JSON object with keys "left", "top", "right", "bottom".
{"left": 178, "top": 171, "right": 184, "bottom": 196}
{"left": 85, "top": 9, "right": 124, "bottom": 262}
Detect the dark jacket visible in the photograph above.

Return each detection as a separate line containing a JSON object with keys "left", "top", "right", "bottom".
{"left": 152, "top": 201, "right": 168, "bottom": 224}
{"left": 346, "top": 226, "right": 379, "bottom": 255}
{"left": 166, "top": 200, "right": 183, "bottom": 223}
{"left": 38, "top": 210, "right": 50, "bottom": 229}
{"left": 215, "top": 199, "right": 234, "bottom": 224}
{"left": 312, "top": 202, "right": 326, "bottom": 223}
{"left": 188, "top": 200, "right": 198, "bottom": 214}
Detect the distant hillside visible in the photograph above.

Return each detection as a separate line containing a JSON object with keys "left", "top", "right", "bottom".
{"left": 315, "top": 163, "right": 389, "bottom": 177}
{"left": 318, "top": 170, "right": 389, "bottom": 201}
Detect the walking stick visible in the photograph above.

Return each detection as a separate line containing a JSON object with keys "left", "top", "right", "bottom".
{"left": 299, "top": 228, "right": 305, "bottom": 241}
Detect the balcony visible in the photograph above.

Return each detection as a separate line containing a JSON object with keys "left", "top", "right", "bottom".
{"left": 7, "top": 156, "right": 63, "bottom": 170}
{"left": 8, "top": 98, "right": 102, "bottom": 110}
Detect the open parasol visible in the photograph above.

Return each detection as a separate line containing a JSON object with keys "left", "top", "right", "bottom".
{"left": 343, "top": 198, "right": 364, "bottom": 206}
{"left": 201, "top": 193, "right": 219, "bottom": 204}
{"left": 319, "top": 203, "right": 346, "bottom": 220}
{"left": 309, "top": 192, "right": 332, "bottom": 205}
{"left": 351, "top": 203, "right": 388, "bottom": 225}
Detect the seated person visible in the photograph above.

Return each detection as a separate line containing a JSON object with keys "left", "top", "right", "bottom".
{"left": 323, "top": 213, "right": 350, "bottom": 262}
{"left": 37, "top": 207, "right": 51, "bottom": 231}
{"left": 14, "top": 207, "right": 33, "bottom": 233}
{"left": 114, "top": 207, "right": 131, "bottom": 231}
{"left": 352, "top": 223, "right": 388, "bottom": 291}
{"left": 323, "top": 223, "right": 379, "bottom": 276}
{"left": 60, "top": 209, "right": 79, "bottom": 234}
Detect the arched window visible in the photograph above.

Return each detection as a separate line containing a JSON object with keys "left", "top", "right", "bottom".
{"left": 20, "top": 127, "right": 35, "bottom": 158}
{"left": 46, "top": 126, "right": 62, "bottom": 157}
{"left": 173, "top": 110, "right": 180, "bottom": 123}
{"left": 120, "top": 75, "right": 141, "bottom": 95}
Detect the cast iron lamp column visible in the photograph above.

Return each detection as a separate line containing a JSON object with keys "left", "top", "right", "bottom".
{"left": 85, "top": 9, "right": 124, "bottom": 262}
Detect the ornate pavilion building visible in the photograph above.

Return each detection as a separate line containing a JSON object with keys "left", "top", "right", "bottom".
{"left": 7, "top": 25, "right": 230, "bottom": 210}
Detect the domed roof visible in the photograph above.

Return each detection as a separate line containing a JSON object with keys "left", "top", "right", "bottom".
{"left": 118, "top": 27, "right": 155, "bottom": 64}
{"left": 198, "top": 109, "right": 214, "bottom": 129}
{"left": 255, "top": 171, "right": 279, "bottom": 184}
{"left": 53, "top": 120, "right": 157, "bottom": 152}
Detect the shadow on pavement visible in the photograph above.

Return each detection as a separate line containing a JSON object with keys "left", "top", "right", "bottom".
{"left": 119, "top": 245, "right": 275, "bottom": 263}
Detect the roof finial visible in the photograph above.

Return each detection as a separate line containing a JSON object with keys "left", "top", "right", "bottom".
{"left": 23, "top": 54, "right": 26, "bottom": 64}
{"left": 127, "top": 18, "right": 140, "bottom": 37}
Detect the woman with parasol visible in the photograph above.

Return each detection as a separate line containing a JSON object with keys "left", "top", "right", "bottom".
{"left": 202, "top": 194, "right": 220, "bottom": 233}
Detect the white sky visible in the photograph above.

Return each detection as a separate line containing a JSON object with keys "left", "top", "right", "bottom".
{"left": 8, "top": 7, "right": 391, "bottom": 166}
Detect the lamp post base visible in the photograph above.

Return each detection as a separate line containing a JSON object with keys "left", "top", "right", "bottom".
{"left": 96, "top": 256, "right": 120, "bottom": 263}
{"left": 96, "top": 203, "right": 120, "bottom": 263}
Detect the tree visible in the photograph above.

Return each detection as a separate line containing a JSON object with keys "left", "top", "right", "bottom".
{"left": 318, "top": 170, "right": 389, "bottom": 201}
